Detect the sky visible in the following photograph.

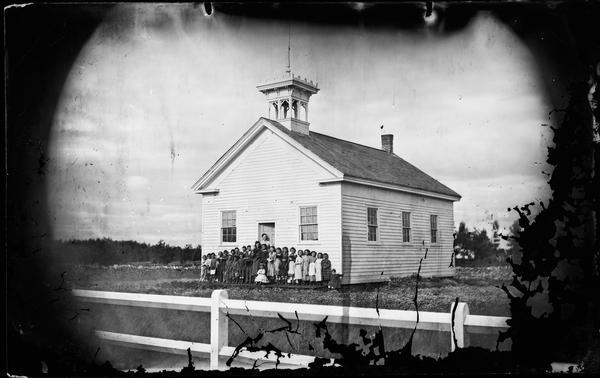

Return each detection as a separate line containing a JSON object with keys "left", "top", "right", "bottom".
{"left": 47, "top": 4, "right": 554, "bottom": 247}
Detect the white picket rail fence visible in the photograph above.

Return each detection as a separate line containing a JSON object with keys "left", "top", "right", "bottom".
{"left": 72, "top": 289, "right": 510, "bottom": 370}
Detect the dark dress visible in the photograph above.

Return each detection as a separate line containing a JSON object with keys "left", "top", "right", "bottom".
{"left": 251, "top": 255, "right": 261, "bottom": 281}
{"left": 321, "top": 259, "right": 332, "bottom": 282}
{"left": 209, "top": 258, "right": 217, "bottom": 281}
{"left": 274, "top": 252, "right": 282, "bottom": 277}
{"left": 216, "top": 257, "right": 225, "bottom": 282}
{"left": 330, "top": 274, "right": 341, "bottom": 289}
{"left": 260, "top": 251, "right": 269, "bottom": 268}
{"left": 244, "top": 256, "right": 253, "bottom": 283}
{"left": 224, "top": 258, "right": 233, "bottom": 283}
{"left": 280, "top": 257, "right": 289, "bottom": 279}
{"left": 232, "top": 259, "right": 240, "bottom": 283}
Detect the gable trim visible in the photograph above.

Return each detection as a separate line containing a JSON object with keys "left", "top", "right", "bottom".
{"left": 191, "top": 118, "right": 343, "bottom": 191}
{"left": 320, "top": 177, "right": 461, "bottom": 202}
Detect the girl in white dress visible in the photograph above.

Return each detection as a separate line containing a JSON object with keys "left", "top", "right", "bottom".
{"left": 254, "top": 263, "right": 269, "bottom": 284}
{"left": 315, "top": 253, "right": 323, "bottom": 284}
{"left": 294, "top": 252, "right": 304, "bottom": 284}
{"left": 308, "top": 256, "right": 316, "bottom": 286}
{"left": 287, "top": 250, "right": 296, "bottom": 283}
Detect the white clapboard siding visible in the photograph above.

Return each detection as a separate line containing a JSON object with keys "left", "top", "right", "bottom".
{"left": 201, "top": 128, "right": 343, "bottom": 272}
{"left": 341, "top": 183, "right": 456, "bottom": 284}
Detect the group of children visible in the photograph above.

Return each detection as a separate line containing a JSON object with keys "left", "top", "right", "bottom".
{"left": 199, "top": 241, "right": 342, "bottom": 289}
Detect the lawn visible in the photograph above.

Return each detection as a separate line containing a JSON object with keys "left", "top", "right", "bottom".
{"left": 65, "top": 264, "right": 512, "bottom": 316}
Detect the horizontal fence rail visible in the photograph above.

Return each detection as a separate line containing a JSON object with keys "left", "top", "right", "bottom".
{"left": 72, "top": 289, "right": 510, "bottom": 370}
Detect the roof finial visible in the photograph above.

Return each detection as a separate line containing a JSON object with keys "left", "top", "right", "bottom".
{"left": 286, "top": 23, "right": 291, "bottom": 76}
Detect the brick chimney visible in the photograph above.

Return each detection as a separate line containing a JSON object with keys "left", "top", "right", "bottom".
{"left": 381, "top": 134, "right": 393, "bottom": 154}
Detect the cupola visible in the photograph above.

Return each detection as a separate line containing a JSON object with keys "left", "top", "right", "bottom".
{"left": 257, "top": 73, "right": 319, "bottom": 135}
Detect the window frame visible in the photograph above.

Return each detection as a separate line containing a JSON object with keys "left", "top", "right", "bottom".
{"left": 430, "top": 214, "right": 438, "bottom": 244}
{"left": 402, "top": 211, "right": 411, "bottom": 243}
{"left": 220, "top": 210, "right": 237, "bottom": 244}
{"left": 298, "top": 205, "right": 319, "bottom": 243}
{"left": 367, "top": 207, "right": 379, "bottom": 242}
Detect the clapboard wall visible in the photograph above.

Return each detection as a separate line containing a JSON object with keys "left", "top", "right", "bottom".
{"left": 201, "top": 128, "right": 343, "bottom": 272}
{"left": 341, "top": 182, "right": 455, "bottom": 284}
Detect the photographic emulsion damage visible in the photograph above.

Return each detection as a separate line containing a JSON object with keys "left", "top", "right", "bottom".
{"left": 5, "top": 2, "right": 600, "bottom": 376}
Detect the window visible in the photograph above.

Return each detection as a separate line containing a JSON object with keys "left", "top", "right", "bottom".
{"left": 402, "top": 212, "right": 411, "bottom": 242}
{"left": 430, "top": 215, "right": 438, "bottom": 243}
{"left": 367, "top": 207, "right": 378, "bottom": 241}
{"left": 300, "top": 206, "right": 318, "bottom": 241}
{"left": 221, "top": 211, "right": 236, "bottom": 243}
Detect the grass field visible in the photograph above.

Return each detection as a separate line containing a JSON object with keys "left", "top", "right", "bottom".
{"left": 66, "top": 264, "right": 512, "bottom": 316}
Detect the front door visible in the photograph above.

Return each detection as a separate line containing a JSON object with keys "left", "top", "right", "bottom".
{"left": 258, "top": 223, "right": 275, "bottom": 246}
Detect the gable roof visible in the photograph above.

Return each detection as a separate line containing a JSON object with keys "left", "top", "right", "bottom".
{"left": 263, "top": 118, "right": 461, "bottom": 199}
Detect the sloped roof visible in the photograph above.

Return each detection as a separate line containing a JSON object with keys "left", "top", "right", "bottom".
{"left": 264, "top": 118, "right": 461, "bottom": 199}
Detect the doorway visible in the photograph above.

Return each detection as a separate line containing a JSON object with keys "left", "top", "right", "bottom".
{"left": 258, "top": 222, "right": 275, "bottom": 245}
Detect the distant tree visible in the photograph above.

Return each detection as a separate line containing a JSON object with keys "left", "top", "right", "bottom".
{"left": 454, "top": 221, "right": 469, "bottom": 249}
{"left": 154, "top": 240, "right": 173, "bottom": 264}
{"left": 193, "top": 245, "right": 202, "bottom": 261}
{"left": 182, "top": 244, "right": 193, "bottom": 263}
{"left": 470, "top": 228, "right": 497, "bottom": 260}
{"left": 454, "top": 222, "right": 499, "bottom": 263}
{"left": 50, "top": 238, "right": 192, "bottom": 265}
{"left": 506, "top": 218, "right": 522, "bottom": 259}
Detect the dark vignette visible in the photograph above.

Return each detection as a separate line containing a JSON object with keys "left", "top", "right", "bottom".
{"left": 5, "top": 2, "right": 599, "bottom": 376}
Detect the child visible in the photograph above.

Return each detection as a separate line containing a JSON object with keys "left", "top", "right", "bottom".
{"left": 255, "top": 263, "right": 269, "bottom": 284}
{"left": 308, "top": 252, "right": 317, "bottom": 286}
{"left": 302, "top": 250, "right": 310, "bottom": 284}
{"left": 205, "top": 253, "right": 213, "bottom": 282}
{"left": 260, "top": 244, "right": 269, "bottom": 265}
{"left": 251, "top": 249, "right": 261, "bottom": 283}
{"left": 224, "top": 255, "right": 233, "bottom": 283}
{"left": 315, "top": 253, "right": 323, "bottom": 285}
{"left": 288, "top": 248, "right": 296, "bottom": 284}
{"left": 321, "top": 253, "right": 332, "bottom": 285}
{"left": 274, "top": 248, "right": 282, "bottom": 283}
{"left": 267, "top": 249, "right": 276, "bottom": 281}
{"left": 243, "top": 251, "right": 253, "bottom": 284}
{"left": 237, "top": 254, "right": 245, "bottom": 284}
{"left": 200, "top": 255, "right": 207, "bottom": 282}
{"left": 294, "top": 251, "right": 304, "bottom": 285}
{"left": 212, "top": 253, "right": 218, "bottom": 281}
{"left": 253, "top": 241, "right": 261, "bottom": 253}
{"left": 279, "top": 248, "right": 288, "bottom": 284}
{"left": 232, "top": 255, "right": 241, "bottom": 284}
{"left": 216, "top": 251, "right": 225, "bottom": 283}
{"left": 328, "top": 269, "right": 342, "bottom": 290}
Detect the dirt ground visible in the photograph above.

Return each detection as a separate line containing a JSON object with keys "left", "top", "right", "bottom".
{"left": 65, "top": 264, "right": 512, "bottom": 316}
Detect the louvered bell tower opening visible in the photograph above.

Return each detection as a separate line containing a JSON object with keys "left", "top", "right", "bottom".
{"left": 256, "top": 73, "right": 319, "bottom": 135}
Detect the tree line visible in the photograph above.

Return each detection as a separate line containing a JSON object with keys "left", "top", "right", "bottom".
{"left": 49, "top": 220, "right": 522, "bottom": 267}
{"left": 49, "top": 238, "right": 202, "bottom": 265}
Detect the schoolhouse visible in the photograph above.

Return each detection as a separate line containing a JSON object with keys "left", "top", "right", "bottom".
{"left": 192, "top": 72, "right": 461, "bottom": 284}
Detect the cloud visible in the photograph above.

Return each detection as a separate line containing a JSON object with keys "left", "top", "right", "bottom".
{"left": 48, "top": 5, "right": 552, "bottom": 246}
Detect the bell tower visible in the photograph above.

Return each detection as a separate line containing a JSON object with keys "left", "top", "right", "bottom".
{"left": 256, "top": 27, "right": 319, "bottom": 135}
{"left": 257, "top": 74, "right": 319, "bottom": 135}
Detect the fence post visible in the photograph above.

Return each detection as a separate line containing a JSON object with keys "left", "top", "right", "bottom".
{"left": 450, "top": 302, "right": 469, "bottom": 352}
{"left": 210, "top": 290, "right": 229, "bottom": 370}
